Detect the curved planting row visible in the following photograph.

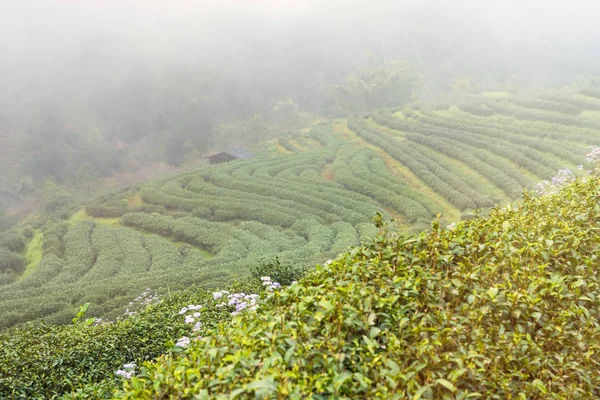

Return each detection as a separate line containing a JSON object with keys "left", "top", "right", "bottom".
{"left": 348, "top": 116, "right": 492, "bottom": 210}
{"left": 509, "top": 97, "right": 582, "bottom": 115}
{"left": 414, "top": 109, "right": 586, "bottom": 165}
{"left": 373, "top": 110, "right": 558, "bottom": 181}
{"left": 469, "top": 98, "right": 600, "bottom": 130}
{"left": 333, "top": 146, "right": 433, "bottom": 223}
{"left": 5, "top": 91, "right": 595, "bottom": 332}
{"left": 2, "top": 123, "right": 424, "bottom": 329}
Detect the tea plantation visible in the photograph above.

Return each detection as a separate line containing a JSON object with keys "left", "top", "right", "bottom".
{"left": 2, "top": 167, "right": 600, "bottom": 398}
{"left": 1, "top": 88, "right": 600, "bottom": 335}
{"left": 114, "top": 174, "right": 600, "bottom": 399}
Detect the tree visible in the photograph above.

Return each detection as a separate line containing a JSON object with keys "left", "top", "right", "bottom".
{"left": 164, "top": 136, "right": 185, "bottom": 166}
{"left": 324, "top": 60, "right": 421, "bottom": 115}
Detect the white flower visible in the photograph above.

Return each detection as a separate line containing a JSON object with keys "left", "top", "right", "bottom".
{"left": 178, "top": 307, "right": 188, "bottom": 315}
{"left": 324, "top": 259, "right": 332, "bottom": 265}
{"left": 585, "top": 147, "right": 600, "bottom": 164}
{"left": 192, "top": 321, "right": 202, "bottom": 332}
{"left": 175, "top": 336, "right": 190, "bottom": 347}
{"left": 116, "top": 370, "right": 133, "bottom": 379}
{"left": 122, "top": 363, "right": 136, "bottom": 370}
{"left": 184, "top": 315, "right": 195, "bottom": 324}
{"left": 193, "top": 312, "right": 201, "bottom": 318}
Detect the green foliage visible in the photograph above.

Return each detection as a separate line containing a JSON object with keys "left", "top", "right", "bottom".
{"left": 86, "top": 194, "right": 129, "bottom": 218}
{"left": 1, "top": 90, "right": 598, "bottom": 335}
{"left": 72, "top": 302, "right": 95, "bottom": 325}
{"left": 457, "top": 102, "right": 494, "bottom": 116}
{"left": 251, "top": 257, "right": 307, "bottom": 286}
{"left": 118, "top": 175, "right": 600, "bottom": 398}
{"left": 511, "top": 97, "right": 582, "bottom": 115}
{"left": 373, "top": 109, "right": 555, "bottom": 190}
{"left": 0, "top": 284, "right": 258, "bottom": 398}
{"left": 580, "top": 88, "right": 600, "bottom": 99}
{"left": 0, "top": 247, "right": 25, "bottom": 273}
{"left": 0, "top": 230, "right": 26, "bottom": 252}
{"left": 325, "top": 60, "right": 420, "bottom": 115}
{"left": 347, "top": 116, "right": 485, "bottom": 210}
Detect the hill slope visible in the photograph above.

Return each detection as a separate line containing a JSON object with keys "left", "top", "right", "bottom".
{"left": 116, "top": 174, "right": 600, "bottom": 399}
{"left": 2, "top": 89, "right": 600, "bottom": 329}
{"left": 1, "top": 162, "right": 600, "bottom": 398}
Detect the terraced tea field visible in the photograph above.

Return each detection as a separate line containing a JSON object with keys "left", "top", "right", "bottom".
{"left": 2, "top": 89, "right": 600, "bottom": 329}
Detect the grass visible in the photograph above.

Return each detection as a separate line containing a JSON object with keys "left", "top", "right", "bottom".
{"left": 365, "top": 116, "right": 407, "bottom": 137}
{"left": 70, "top": 209, "right": 121, "bottom": 227}
{"left": 19, "top": 231, "right": 43, "bottom": 280}
{"left": 481, "top": 91, "right": 512, "bottom": 99}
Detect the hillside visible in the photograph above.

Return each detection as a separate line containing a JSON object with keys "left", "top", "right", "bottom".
{"left": 118, "top": 173, "right": 600, "bottom": 399}
{"left": 2, "top": 89, "right": 600, "bottom": 330}
{"left": 115, "top": 174, "right": 600, "bottom": 398}
{"left": 2, "top": 170, "right": 600, "bottom": 398}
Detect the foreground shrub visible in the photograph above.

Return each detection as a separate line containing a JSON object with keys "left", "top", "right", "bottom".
{"left": 119, "top": 176, "right": 600, "bottom": 398}
{"left": 251, "top": 256, "right": 308, "bottom": 286}
{"left": 0, "top": 283, "right": 259, "bottom": 399}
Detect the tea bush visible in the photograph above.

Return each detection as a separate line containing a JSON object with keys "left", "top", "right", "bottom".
{"left": 119, "top": 175, "right": 600, "bottom": 398}
{"left": 0, "top": 282, "right": 261, "bottom": 399}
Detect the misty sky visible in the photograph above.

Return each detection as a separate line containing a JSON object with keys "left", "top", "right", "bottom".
{"left": 0, "top": 0, "right": 599, "bottom": 91}
{"left": 2, "top": 0, "right": 600, "bottom": 53}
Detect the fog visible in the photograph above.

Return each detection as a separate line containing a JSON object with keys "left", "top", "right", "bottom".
{"left": 1, "top": 0, "right": 600, "bottom": 224}
{"left": 3, "top": 0, "right": 600, "bottom": 80}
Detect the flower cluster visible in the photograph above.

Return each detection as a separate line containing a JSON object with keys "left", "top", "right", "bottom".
{"left": 175, "top": 336, "right": 191, "bottom": 347}
{"left": 552, "top": 169, "right": 575, "bottom": 187}
{"left": 261, "top": 276, "right": 281, "bottom": 291}
{"left": 123, "top": 289, "right": 160, "bottom": 317}
{"left": 180, "top": 304, "right": 203, "bottom": 332}
{"left": 212, "top": 290, "right": 229, "bottom": 300}
{"left": 174, "top": 279, "right": 284, "bottom": 348}
{"left": 585, "top": 147, "right": 600, "bottom": 164}
{"left": 214, "top": 290, "right": 263, "bottom": 316}
{"left": 228, "top": 293, "right": 260, "bottom": 316}
{"left": 116, "top": 362, "right": 136, "bottom": 379}
{"left": 536, "top": 169, "right": 576, "bottom": 195}
{"left": 178, "top": 304, "right": 202, "bottom": 314}
{"left": 174, "top": 304, "right": 204, "bottom": 347}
